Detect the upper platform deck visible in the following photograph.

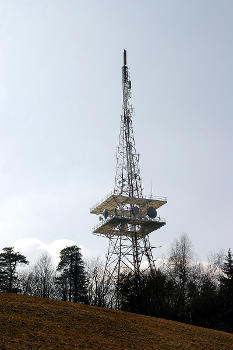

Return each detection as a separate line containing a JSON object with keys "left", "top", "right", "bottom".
{"left": 90, "top": 192, "right": 167, "bottom": 216}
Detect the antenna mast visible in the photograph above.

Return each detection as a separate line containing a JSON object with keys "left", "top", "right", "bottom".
{"left": 114, "top": 50, "right": 143, "bottom": 199}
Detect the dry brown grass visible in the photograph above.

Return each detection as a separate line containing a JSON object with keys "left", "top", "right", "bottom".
{"left": 0, "top": 293, "right": 232, "bottom": 350}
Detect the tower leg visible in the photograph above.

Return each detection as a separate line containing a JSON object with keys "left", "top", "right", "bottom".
{"left": 101, "top": 233, "right": 156, "bottom": 309}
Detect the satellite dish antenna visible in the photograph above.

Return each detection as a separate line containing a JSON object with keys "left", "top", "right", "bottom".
{"left": 131, "top": 206, "right": 139, "bottom": 216}
{"left": 147, "top": 206, "right": 157, "bottom": 218}
{"left": 103, "top": 209, "right": 109, "bottom": 219}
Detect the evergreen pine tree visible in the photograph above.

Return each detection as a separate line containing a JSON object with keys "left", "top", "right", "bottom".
{"left": 0, "top": 247, "right": 28, "bottom": 292}
{"left": 219, "top": 249, "right": 233, "bottom": 331}
{"left": 57, "top": 245, "right": 88, "bottom": 303}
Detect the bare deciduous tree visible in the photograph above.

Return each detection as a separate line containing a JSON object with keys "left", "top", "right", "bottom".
{"left": 167, "top": 233, "right": 193, "bottom": 321}
{"left": 85, "top": 257, "right": 106, "bottom": 306}
{"left": 32, "top": 253, "right": 56, "bottom": 298}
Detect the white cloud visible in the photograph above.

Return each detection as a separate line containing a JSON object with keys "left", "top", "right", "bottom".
{"left": 13, "top": 237, "right": 76, "bottom": 267}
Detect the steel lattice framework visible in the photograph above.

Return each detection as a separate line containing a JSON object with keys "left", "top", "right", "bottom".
{"left": 90, "top": 50, "right": 167, "bottom": 308}
{"left": 114, "top": 49, "right": 143, "bottom": 198}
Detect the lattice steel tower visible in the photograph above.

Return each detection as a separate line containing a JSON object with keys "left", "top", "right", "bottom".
{"left": 90, "top": 50, "right": 167, "bottom": 307}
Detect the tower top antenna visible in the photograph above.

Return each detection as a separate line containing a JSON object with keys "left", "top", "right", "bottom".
{"left": 123, "top": 49, "right": 127, "bottom": 66}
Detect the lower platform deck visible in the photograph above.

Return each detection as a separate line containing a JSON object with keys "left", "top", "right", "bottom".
{"left": 92, "top": 215, "right": 166, "bottom": 238}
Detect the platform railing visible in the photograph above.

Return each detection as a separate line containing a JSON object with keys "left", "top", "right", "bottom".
{"left": 92, "top": 214, "right": 166, "bottom": 233}
{"left": 90, "top": 191, "right": 167, "bottom": 213}
{"left": 90, "top": 191, "right": 114, "bottom": 213}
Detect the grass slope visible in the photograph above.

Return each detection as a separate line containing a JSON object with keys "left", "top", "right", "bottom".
{"left": 0, "top": 293, "right": 232, "bottom": 350}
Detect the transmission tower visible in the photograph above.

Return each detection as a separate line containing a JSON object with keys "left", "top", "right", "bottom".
{"left": 90, "top": 50, "right": 167, "bottom": 307}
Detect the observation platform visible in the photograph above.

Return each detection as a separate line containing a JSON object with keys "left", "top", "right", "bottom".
{"left": 92, "top": 214, "right": 166, "bottom": 238}
{"left": 90, "top": 192, "right": 167, "bottom": 238}
{"left": 90, "top": 192, "right": 167, "bottom": 217}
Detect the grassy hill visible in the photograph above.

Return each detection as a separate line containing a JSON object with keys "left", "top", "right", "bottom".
{"left": 0, "top": 293, "right": 232, "bottom": 350}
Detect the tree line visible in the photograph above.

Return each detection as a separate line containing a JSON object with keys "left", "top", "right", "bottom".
{"left": 118, "top": 235, "right": 233, "bottom": 333}
{"left": 0, "top": 246, "right": 88, "bottom": 303}
{"left": 0, "top": 235, "right": 232, "bottom": 333}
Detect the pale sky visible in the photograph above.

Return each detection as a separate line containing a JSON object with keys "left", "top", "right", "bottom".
{"left": 0, "top": 0, "right": 232, "bottom": 265}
